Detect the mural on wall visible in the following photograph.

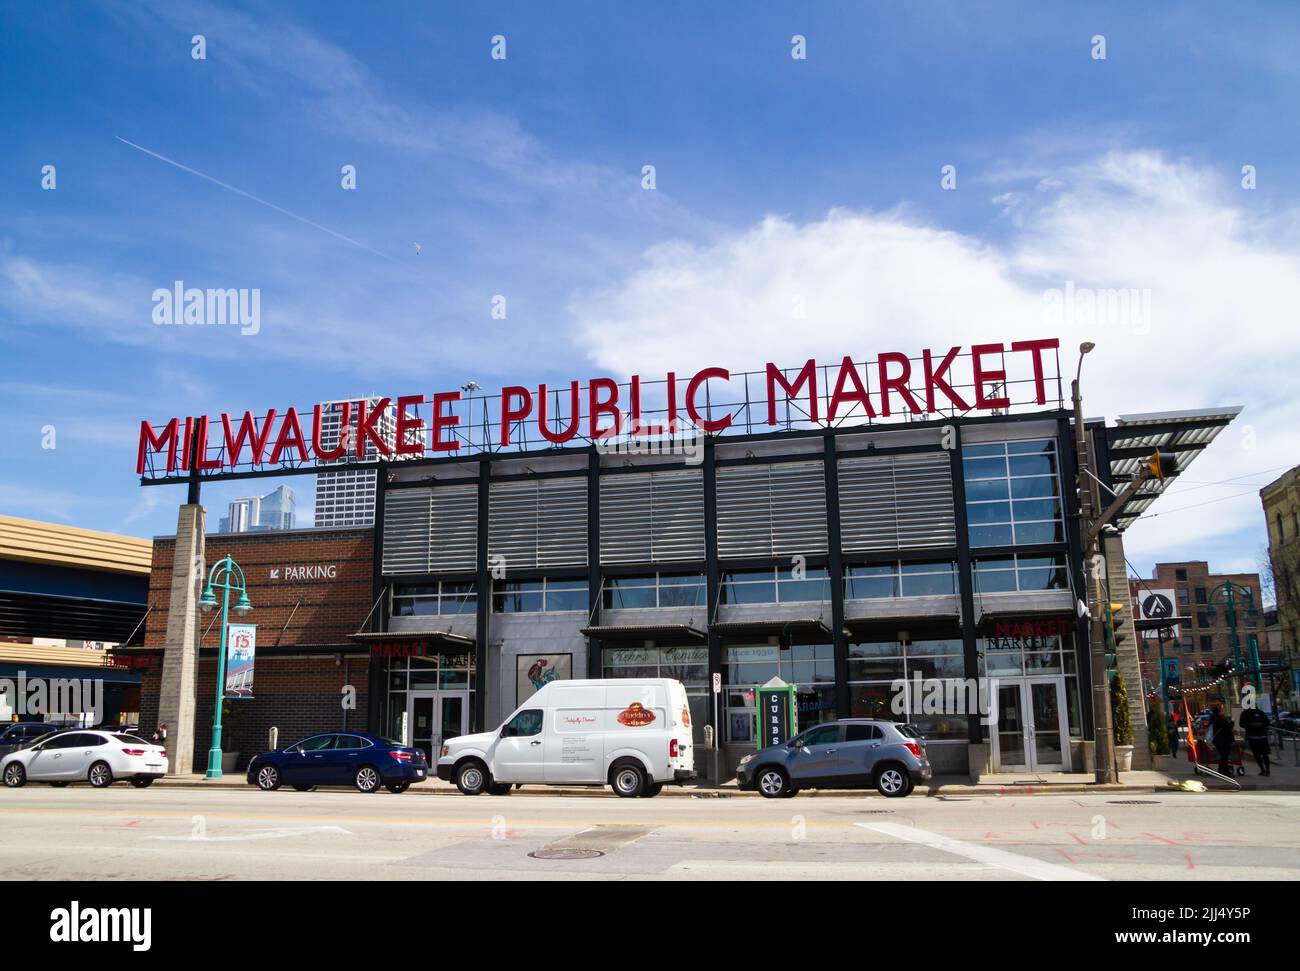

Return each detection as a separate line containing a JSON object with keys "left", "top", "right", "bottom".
{"left": 516, "top": 653, "right": 572, "bottom": 706}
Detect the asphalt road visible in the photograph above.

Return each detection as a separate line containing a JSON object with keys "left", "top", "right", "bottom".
{"left": 1, "top": 785, "right": 1298, "bottom": 880}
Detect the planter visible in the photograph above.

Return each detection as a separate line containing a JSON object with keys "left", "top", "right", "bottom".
{"left": 1115, "top": 745, "right": 1134, "bottom": 773}
{"left": 1082, "top": 741, "right": 1095, "bottom": 774}
{"left": 221, "top": 752, "right": 240, "bottom": 775}
{"left": 1150, "top": 754, "right": 1170, "bottom": 772}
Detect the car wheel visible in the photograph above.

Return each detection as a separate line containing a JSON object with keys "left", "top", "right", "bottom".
{"left": 292, "top": 784, "right": 316, "bottom": 792}
{"left": 640, "top": 782, "right": 664, "bottom": 798}
{"left": 3, "top": 763, "right": 26, "bottom": 788}
{"left": 455, "top": 761, "right": 488, "bottom": 796}
{"left": 876, "top": 764, "right": 910, "bottom": 798}
{"left": 611, "top": 761, "right": 646, "bottom": 798}
{"left": 88, "top": 762, "right": 114, "bottom": 788}
{"left": 756, "top": 767, "right": 791, "bottom": 799}
{"left": 354, "top": 765, "right": 382, "bottom": 793}
{"left": 385, "top": 781, "right": 410, "bottom": 794}
{"left": 130, "top": 778, "right": 154, "bottom": 789}
{"left": 255, "top": 765, "right": 281, "bottom": 791}
{"left": 487, "top": 782, "right": 512, "bottom": 796}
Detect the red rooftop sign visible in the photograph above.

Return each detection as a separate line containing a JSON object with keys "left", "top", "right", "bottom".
{"left": 136, "top": 339, "right": 1061, "bottom": 480}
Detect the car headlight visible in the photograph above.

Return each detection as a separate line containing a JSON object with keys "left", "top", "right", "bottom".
{"left": 738, "top": 753, "right": 755, "bottom": 766}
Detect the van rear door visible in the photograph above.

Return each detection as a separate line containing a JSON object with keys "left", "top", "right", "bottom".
{"left": 668, "top": 681, "right": 695, "bottom": 775}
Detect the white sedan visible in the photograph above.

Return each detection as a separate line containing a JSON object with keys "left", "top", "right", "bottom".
{"left": 1, "top": 730, "right": 168, "bottom": 788}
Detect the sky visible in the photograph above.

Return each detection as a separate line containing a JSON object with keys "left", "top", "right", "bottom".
{"left": 1, "top": 0, "right": 1298, "bottom": 583}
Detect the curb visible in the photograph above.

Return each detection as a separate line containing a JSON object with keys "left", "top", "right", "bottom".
{"left": 147, "top": 778, "right": 1300, "bottom": 798}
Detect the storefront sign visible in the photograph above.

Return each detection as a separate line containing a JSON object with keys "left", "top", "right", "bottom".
{"left": 1136, "top": 588, "right": 1181, "bottom": 640}
{"left": 224, "top": 623, "right": 256, "bottom": 697}
{"left": 757, "top": 679, "right": 797, "bottom": 750}
{"left": 269, "top": 564, "right": 337, "bottom": 581}
{"left": 136, "top": 340, "right": 1062, "bottom": 478}
{"left": 989, "top": 618, "right": 1072, "bottom": 651}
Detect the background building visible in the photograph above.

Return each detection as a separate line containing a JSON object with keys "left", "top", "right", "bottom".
{"left": 218, "top": 486, "right": 297, "bottom": 534}
{"left": 314, "top": 397, "right": 424, "bottom": 528}
{"left": 1261, "top": 465, "right": 1300, "bottom": 709}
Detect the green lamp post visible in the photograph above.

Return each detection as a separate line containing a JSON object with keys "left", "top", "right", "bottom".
{"left": 1205, "top": 581, "right": 1261, "bottom": 697}
{"left": 198, "top": 554, "right": 252, "bottom": 779}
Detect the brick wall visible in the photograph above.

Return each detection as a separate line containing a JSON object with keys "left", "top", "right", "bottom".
{"left": 138, "top": 653, "right": 370, "bottom": 773}
{"left": 144, "top": 527, "right": 375, "bottom": 651}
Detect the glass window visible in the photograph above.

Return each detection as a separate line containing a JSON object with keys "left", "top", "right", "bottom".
{"left": 603, "top": 576, "right": 657, "bottom": 609}
{"left": 845, "top": 561, "right": 956, "bottom": 599}
{"left": 294, "top": 735, "right": 335, "bottom": 752}
{"left": 845, "top": 723, "right": 883, "bottom": 742}
{"left": 503, "top": 710, "right": 543, "bottom": 737}
{"left": 795, "top": 724, "right": 840, "bottom": 746}
{"left": 974, "top": 555, "right": 1067, "bottom": 593}
{"left": 964, "top": 439, "right": 1063, "bottom": 548}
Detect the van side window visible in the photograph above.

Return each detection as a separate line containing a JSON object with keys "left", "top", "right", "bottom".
{"left": 503, "top": 710, "right": 544, "bottom": 738}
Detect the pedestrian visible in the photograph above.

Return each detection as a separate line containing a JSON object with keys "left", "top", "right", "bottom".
{"left": 1239, "top": 706, "right": 1271, "bottom": 776}
{"left": 152, "top": 721, "right": 168, "bottom": 745}
{"left": 1168, "top": 709, "right": 1179, "bottom": 757}
{"left": 1209, "top": 705, "right": 1234, "bottom": 776}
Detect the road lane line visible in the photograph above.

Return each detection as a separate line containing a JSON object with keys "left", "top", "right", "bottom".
{"left": 856, "top": 822, "right": 1103, "bottom": 881}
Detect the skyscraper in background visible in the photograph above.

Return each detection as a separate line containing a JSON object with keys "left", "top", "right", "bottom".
{"left": 217, "top": 486, "right": 296, "bottom": 533}
{"left": 314, "top": 397, "right": 425, "bottom": 527}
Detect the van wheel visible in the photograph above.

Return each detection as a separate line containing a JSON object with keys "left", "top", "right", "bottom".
{"left": 640, "top": 783, "right": 664, "bottom": 798}
{"left": 487, "top": 782, "right": 512, "bottom": 796}
{"left": 455, "top": 761, "right": 489, "bottom": 796}
{"left": 876, "top": 764, "right": 911, "bottom": 798}
{"left": 611, "top": 762, "right": 646, "bottom": 798}
{"left": 757, "top": 767, "right": 791, "bottom": 799}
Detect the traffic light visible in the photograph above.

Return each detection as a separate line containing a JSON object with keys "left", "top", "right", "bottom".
{"left": 1103, "top": 601, "right": 1127, "bottom": 674}
{"left": 1144, "top": 450, "right": 1178, "bottom": 481}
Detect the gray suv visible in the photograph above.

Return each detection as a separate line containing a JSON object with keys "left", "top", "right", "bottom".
{"left": 735, "top": 719, "right": 931, "bottom": 798}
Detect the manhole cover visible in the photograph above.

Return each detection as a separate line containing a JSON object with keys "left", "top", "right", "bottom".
{"left": 1107, "top": 800, "right": 1161, "bottom": 805}
{"left": 528, "top": 848, "right": 604, "bottom": 861}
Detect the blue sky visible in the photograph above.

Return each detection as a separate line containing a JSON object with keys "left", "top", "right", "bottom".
{"left": 2, "top": 1, "right": 1298, "bottom": 582}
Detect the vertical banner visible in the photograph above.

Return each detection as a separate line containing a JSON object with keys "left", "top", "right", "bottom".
{"left": 756, "top": 678, "right": 797, "bottom": 749}
{"left": 224, "top": 623, "right": 256, "bottom": 698}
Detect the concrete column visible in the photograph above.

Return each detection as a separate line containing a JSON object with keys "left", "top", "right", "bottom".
{"left": 156, "top": 504, "right": 205, "bottom": 775}
{"left": 1103, "top": 532, "right": 1151, "bottom": 769}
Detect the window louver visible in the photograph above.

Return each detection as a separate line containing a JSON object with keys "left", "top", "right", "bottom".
{"left": 838, "top": 453, "right": 956, "bottom": 552}
{"left": 600, "top": 469, "right": 705, "bottom": 564}
{"left": 489, "top": 477, "right": 587, "bottom": 569}
{"left": 381, "top": 484, "right": 479, "bottom": 574}
{"left": 716, "top": 462, "right": 828, "bottom": 558}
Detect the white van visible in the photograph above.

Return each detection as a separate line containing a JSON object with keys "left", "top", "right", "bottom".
{"left": 436, "top": 678, "right": 695, "bottom": 797}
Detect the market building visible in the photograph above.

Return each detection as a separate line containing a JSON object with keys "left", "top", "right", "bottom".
{"left": 127, "top": 347, "right": 1242, "bottom": 778}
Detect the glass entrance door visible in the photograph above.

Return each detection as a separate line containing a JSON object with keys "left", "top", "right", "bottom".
{"left": 992, "top": 678, "right": 1070, "bottom": 772}
{"left": 406, "top": 690, "right": 469, "bottom": 764}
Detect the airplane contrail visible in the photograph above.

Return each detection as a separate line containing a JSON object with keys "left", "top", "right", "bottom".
{"left": 115, "top": 135, "right": 405, "bottom": 266}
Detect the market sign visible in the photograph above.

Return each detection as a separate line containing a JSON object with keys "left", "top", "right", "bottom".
{"left": 136, "top": 340, "right": 1063, "bottom": 480}
{"left": 989, "top": 618, "right": 1073, "bottom": 651}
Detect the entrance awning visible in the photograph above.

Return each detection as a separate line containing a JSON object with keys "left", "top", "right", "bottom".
{"left": 844, "top": 612, "right": 960, "bottom": 636}
{"left": 976, "top": 605, "right": 1076, "bottom": 626}
{"left": 710, "top": 618, "right": 842, "bottom": 640}
{"left": 348, "top": 630, "right": 476, "bottom": 655}
{"left": 581, "top": 623, "right": 707, "bottom": 646}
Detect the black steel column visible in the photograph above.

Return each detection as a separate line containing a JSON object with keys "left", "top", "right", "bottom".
{"left": 474, "top": 458, "right": 491, "bottom": 732}
{"left": 1060, "top": 415, "right": 1094, "bottom": 738}
{"left": 587, "top": 450, "right": 601, "bottom": 680}
{"left": 703, "top": 436, "right": 722, "bottom": 763}
{"left": 949, "top": 427, "right": 982, "bottom": 745}
{"left": 367, "top": 461, "right": 388, "bottom": 734}
{"left": 823, "top": 435, "right": 849, "bottom": 718}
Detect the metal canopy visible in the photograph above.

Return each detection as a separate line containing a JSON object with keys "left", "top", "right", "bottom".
{"left": 1104, "top": 406, "right": 1242, "bottom": 530}
{"left": 347, "top": 629, "right": 476, "bottom": 650}
{"left": 580, "top": 623, "right": 707, "bottom": 645}
{"left": 710, "top": 618, "right": 841, "bottom": 639}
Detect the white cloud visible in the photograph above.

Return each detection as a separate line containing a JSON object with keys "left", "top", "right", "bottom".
{"left": 575, "top": 150, "right": 1300, "bottom": 570}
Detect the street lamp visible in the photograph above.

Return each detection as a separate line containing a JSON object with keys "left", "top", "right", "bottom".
{"left": 1071, "top": 341, "right": 1117, "bottom": 783}
{"left": 1205, "top": 581, "right": 1262, "bottom": 698}
{"left": 198, "top": 554, "right": 252, "bottom": 779}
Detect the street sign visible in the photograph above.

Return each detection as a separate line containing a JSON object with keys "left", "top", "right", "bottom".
{"left": 712, "top": 672, "right": 721, "bottom": 694}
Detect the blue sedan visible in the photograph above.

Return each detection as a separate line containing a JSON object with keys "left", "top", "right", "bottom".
{"left": 246, "top": 732, "right": 428, "bottom": 793}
